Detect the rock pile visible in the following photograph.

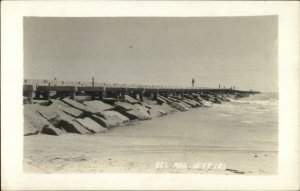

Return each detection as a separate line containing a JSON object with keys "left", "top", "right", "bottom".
{"left": 23, "top": 92, "right": 250, "bottom": 136}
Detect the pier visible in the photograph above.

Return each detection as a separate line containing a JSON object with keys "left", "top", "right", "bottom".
{"left": 23, "top": 79, "right": 259, "bottom": 104}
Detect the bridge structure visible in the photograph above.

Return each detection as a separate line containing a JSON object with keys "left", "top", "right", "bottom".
{"left": 23, "top": 79, "right": 259, "bottom": 104}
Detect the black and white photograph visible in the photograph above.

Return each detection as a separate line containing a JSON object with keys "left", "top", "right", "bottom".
{"left": 23, "top": 16, "right": 278, "bottom": 175}
{"left": 1, "top": 1, "right": 299, "bottom": 190}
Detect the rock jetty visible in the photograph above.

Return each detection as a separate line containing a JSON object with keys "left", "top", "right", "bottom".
{"left": 23, "top": 80, "right": 258, "bottom": 136}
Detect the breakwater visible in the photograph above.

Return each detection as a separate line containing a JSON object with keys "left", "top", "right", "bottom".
{"left": 23, "top": 79, "right": 259, "bottom": 136}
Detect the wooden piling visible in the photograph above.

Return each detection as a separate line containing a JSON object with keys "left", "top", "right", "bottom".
{"left": 44, "top": 91, "right": 50, "bottom": 100}
{"left": 70, "top": 90, "right": 76, "bottom": 100}
{"left": 98, "top": 90, "right": 107, "bottom": 101}
{"left": 139, "top": 92, "right": 144, "bottom": 102}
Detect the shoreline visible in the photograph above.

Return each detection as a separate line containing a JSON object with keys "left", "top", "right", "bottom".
{"left": 24, "top": 93, "right": 277, "bottom": 174}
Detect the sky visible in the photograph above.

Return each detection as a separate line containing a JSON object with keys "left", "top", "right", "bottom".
{"left": 24, "top": 16, "right": 278, "bottom": 92}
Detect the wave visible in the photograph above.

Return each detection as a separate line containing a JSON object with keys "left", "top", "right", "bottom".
{"left": 214, "top": 93, "right": 278, "bottom": 115}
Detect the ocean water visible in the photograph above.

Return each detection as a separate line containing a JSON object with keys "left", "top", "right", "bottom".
{"left": 108, "top": 93, "right": 278, "bottom": 153}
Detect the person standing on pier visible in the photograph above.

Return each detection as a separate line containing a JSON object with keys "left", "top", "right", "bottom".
{"left": 192, "top": 78, "right": 195, "bottom": 87}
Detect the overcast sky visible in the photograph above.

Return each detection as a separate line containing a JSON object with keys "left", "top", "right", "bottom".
{"left": 24, "top": 16, "right": 277, "bottom": 92}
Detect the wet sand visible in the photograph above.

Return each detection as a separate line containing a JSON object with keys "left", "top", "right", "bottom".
{"left": 24, "top": 101, "right": 277, "bottom": 175}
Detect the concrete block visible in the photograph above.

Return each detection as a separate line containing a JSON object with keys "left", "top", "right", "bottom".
{"left": 142, "top": 97, "right": 158, "bottom": 106}
{"left": 36, "top": 104, "right": 92, "bottom": 134}
{"left": 106, "top": 111, "right": 130, "bottom": 123}
{"left": 24, "top": 105, "right": 51, "bottom": 133}
{"left": 41, "top": 125, "right": 65, "bottom": 136}
{"left": 24, "top": 122, "right": 39, "bottom": 136}
{"left": 62, "top": 98, "right": 100, "bottom": 114}
{"left": 148, "top": 105, "right": 167, "bottom": 117}
{"left": 169, "top": 102, "right": 189, "bottom": 111}
{"left": 160, "top": 103, "right": 176, "bottom": 113}
{"left": 90, "top": 115, "right": 111, "bottom": 127}
{"left": 50, "top": 99, "right": 83, "bottom": 117}
{"left": 125, "top": 95, "right": 139, "bottom": 104}
{"left": 92, "top": 111, "right": 129, "bottom": 127}
{"left": 75, "top": 117, "right": 107, "bottom": 133}
{"left": 114, "top": 101, "right": 136, "bottom": 111}
{"left": 83, "top": 100, "right": 114, "bottom": 111}
{"left": 121, "top": 109, "right": 151, "bottom": 120}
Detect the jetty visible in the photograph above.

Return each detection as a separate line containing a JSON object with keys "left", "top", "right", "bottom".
{"left": 23, "top": 79, "right": 259, "bottom": 136}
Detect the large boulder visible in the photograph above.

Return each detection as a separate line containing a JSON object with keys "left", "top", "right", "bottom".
{"left": 218, "top": 95, "right": 230, "bottom": 102}
{"left": 168, "top": 97, "right": 194, "bottom": 108}
{"left": 177, "top": 101, "right": 192, "bottom": 108}
{"left": 91, "top": 111, "right": 129, "bottom": 127}
{"left": 24, "top": 105, "right": 51, "bottom": 135}
{"left": 24, "top": 104, "right": 69, "bottom": 136}
{"left": 160, "top": 103, "right": 176, "bottom": 113}
{"left": 157, "top": 97, "right": 168, "bottom": 104}
{"left": 208, "top": 94, "right": 222, "bottom": 104}
{"left": 36, "top": 104, "right": 92, "bottom": 134}
{"left": 105, "top": 111, "right": 130, "bottom": 123}
{"left": 62, "top": 98, "right": 100, "bottom": 114}
{"left": 24, "top": 122, "right": 39, "bottom": 136}
{"left": 74, "top": 117, "right": 107, "bottom": 133}
{"left": 225, "top": 93, "right": 236, "bottom": 100}
{"left": 199, "top": 94, "right": 210, "bottom": 101}
{"left": 207, "top": 94, "right": 222, "bottom": 103}
{"left": 116, "top": 102, "right": 151, "bottom": 120}
{"left": 121, "top": 109, "right": 152, "bottom": 120}
{"left": 90, "top": 115, "right": 111, "bottom": 127}
{"left": 181, "top": 99, "right": 196, "bottom": 107}
{"left": 181, "top": 99, "right": 202, "bottom": 107}
{"left": 195, "top": 96, "right": 212, "bottom": 106}
{"left": 140, "top": 102, "right": 152, "bottom": 109}
{"left": 148, "top": 105, "right": 167, "bottom": 117}
{"left": 167, "top": 97, "right": 179, "bottom": 102}
{"left": 234, "top": 93, "right": 244, "bottom": 98}
{"left": 114, "top": 101, "right": 137, "bottom": 111}
{"left": 41, "top": 125, "right": 65, "bottom": 136}
{"left": 125, "top": 95, "right": 139, "bottom": 104}
{"left": 169, "top": 102, "right": 189, "bottom": 111}
{"left": 189, "top": 99, "right": 203, "bottom": 106}
{"left": 142, "top": 97, "right": 158, "bottom": 106}
{"left": 83, "top": 100, "right": 114, "bottom": 111}
{"left": 133, "top": 104, "right": 150, "bottom": 115}
{"left": 158, "top": 96, "right": 173, "bottom": 104}
{"left": 199, "top": 99, "right": 212, "bottom": 107}
{"left": 49, "top": 99, "right": 83, "bottom": 117}
{"left": 148, "top": 108, "right": 162, "bottom": 117}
